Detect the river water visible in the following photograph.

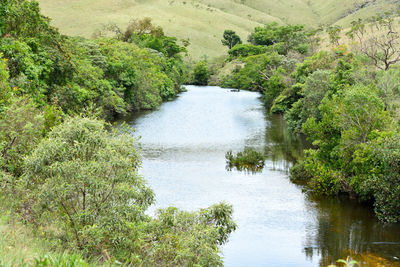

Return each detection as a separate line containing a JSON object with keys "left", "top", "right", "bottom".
{"left": 123, "top": 85, "right": 400, "bottom": 266}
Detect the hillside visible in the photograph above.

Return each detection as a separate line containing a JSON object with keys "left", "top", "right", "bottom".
{"left": 37, "top": 0, "right": 398, "bottom": 58}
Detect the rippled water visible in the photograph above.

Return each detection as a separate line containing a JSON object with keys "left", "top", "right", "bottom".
{"left": 122, "top": 85, "right": 400, "bottom": 266}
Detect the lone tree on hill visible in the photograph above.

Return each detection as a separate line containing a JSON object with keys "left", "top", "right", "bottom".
{"left": 222, "top": 30, "right": 242, "bottom": 49}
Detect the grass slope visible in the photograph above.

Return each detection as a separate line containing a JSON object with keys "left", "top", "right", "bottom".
{"left": 37, "top": 0, "right": 399, "bottom": 58}
{"left": 0, "top": 198, "right": 100, "bottom": 266}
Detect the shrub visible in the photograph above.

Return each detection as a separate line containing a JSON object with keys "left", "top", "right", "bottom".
{"left": 352, "top": 132, "right": 400, "bottom": 222}
{"left": 192, "top": 60, "right": 209, "bottom": 85}
{"left": 142, "top": 203, "right": 237, "bottom": 266}
{"left": 228, "top": 44, "right": 267, "bottom": 58}
{"left": 0, "top": 97, "right": 45, "bottom": 177}
{"left": 289, "top": 160, "right": 312, "bottom": 182}
{"left": 22, "top": 117, "right": 155, "bottom": 257}
{"left": 34, "top": 253, "right": 92, "bottom": 267}
{"left": 226, "top": 148, "right": 265, "bottom": 172}
{"left": 306, "top": 159, "right": 341, "bottom": 196}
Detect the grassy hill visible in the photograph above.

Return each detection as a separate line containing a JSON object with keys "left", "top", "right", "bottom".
{"left": 37, "top": 0, "right": 399, "bottom": 59}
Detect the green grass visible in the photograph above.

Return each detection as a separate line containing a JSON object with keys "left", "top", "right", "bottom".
{"left": 36, "top": 0, "right": 398, "bottom": 59}
{"left": 0, "top": 197, "right": 99, "bottom": 267}
{"left": 0, "top": 201, "right": 48, "bottom": 266}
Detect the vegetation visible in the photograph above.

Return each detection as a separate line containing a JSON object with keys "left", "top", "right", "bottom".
{"left": 2, "top": 0, "right": 400, "bottom": 264}
{"left": 218, "top": 12, "right": 400, "bottom": 223}
{"left": 0, "top": 1, "right": 188, "bottom": 120}
{"left": 221, "top": 30, "right": 242, "bottom": 49}
{"left": 192, "top": 60, "right": 210, "bottom": 85}
{"left": 225, "top": 148, "right": 265, "bottom": 173}
{"left": 328, "top": 257, "right": 359, "bottom": 267}
{"left": 0, "top": 0, "right": 237, "bottom": 265}
{"left": 249, "top": 22, "right": 309, "bottom": 55}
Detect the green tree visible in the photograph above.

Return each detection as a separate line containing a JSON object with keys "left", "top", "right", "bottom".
{"left": 326, "top": 25, "right": 342, "bottom": 46}
{"left": 376, "top": 68, "right": 400, "bottom": 113}
{"left": 0, "top": 0, "right": 56, "bottom": 41}
{"left": 192, "top": 60, "right": 209, "bottom": 85}
{"left": 300, "top": 85, "right": 391, "bottom": 197}
{"left": 0, "top": 97, "right": 45, "bottom": 177}
{"left": 285, "top": 70, "right": 332, "bottom": 132}
{"left": 145, "top": 203, "right": 237, "bottom": 266}
{"left": 228, "top": 44, "right": 267, "bottom": 58}
{"left": 221, "top": 30, "right": 242, "bottom": 49}
{"left": 338, "top": 85, "right": 389, "bottom": 145}
{"left": 352, "top": 132, "right": 400, "bottom": 222}
{"left": 250, "top": 23, "right": 308, "bottom": 54}
{"left": 23, "top": 117, "right": 155, "bottom": 254}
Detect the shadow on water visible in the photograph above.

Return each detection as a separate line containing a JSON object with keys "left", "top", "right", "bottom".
{"left": 263, "top": 113, "right": 308, "bottom": 172}
{"left": 268, "top": 115, "right": 400, "bottom": 266}
{"left": 303, "top": 194, "right": 400, "bottom": 266}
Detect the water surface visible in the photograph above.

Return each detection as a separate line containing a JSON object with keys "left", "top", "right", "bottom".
{"left": 123, "top": 85, "right": 400, "bottom": 266}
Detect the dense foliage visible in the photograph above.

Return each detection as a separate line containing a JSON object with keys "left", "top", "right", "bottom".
{"left": 248, "top": 22, "right": 309, "bottom": 55}
{"left": 0, "top": 3, "right": 188, "bottom": 120}
{"left": 192, "top": 60, "right": 210, "bottom": 85}
{"left": 0, "top": 0, "right": 237, "bottom": 265}
{"left": 219, "top": 15, "right": 400, "bottom": 222}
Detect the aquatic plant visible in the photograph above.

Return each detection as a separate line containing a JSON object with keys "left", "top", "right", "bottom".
{"left": 328, "top": 256, "right": 359, "bottom": 267}
{"left": 225, "top": 147, "right": 265, "bottom": 173}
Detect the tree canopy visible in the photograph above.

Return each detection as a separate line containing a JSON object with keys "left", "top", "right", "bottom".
{"left": 222, "top": 30, "right": 242, "bottom": 49}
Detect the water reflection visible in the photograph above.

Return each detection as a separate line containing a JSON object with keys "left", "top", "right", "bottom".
{"left": 120, "top": 85, "right": 400, "bottom": 267}
{"left": 303, "top": 195, "right": 400, "bottom": 266}
{"left": 264, "top": 111, "right": 400, "bottom": 266}
{"left": 264, "top": 114, "right": 308, "bottom": 172}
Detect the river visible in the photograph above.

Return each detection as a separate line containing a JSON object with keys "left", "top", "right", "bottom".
{"left": 122, "top": 85, "right": 400, "bottom": 266}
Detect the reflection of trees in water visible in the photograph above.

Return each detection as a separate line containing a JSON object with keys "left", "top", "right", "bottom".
{"left": 263, "top": 114, "right": 308, "bottom": 172}
{"left": 302, "top": 194, "right": 400, "bottom": 266}
{"left": 255, "top": 111, "right": 400, "bottom": 266}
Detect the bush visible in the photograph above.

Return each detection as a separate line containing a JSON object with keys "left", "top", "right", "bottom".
{"left": 0, "top": 97, "right": 45, "bottom": 177}
{"left": 34, "top": 253, "right": 92, "bottom": 267}
{"left": 0, "top": 55, "right": 11, "bottom": 111}
{"left": 22, "top": 117, "right": 154, "bottom": 257}
{"left": 142, "top": 203, "right": 237, "bottom": 266}
{"left": 352, "top": 132, "right": 400, "bottom": 222}
{"left": 192, "top": 60, "right": 209, "bottom": 85}
{"left": 0, "top": 1, "right": 186, "bottom": 119}
{"left": 306, "top": 158, "right": 341, "bottom": 196}
{"left": 226, "top": 148, "right": 265, "bottom": 172}
{"left": 289, "top": 160, "right": 312, "bottom": 182}
{"left": 222, "top": 52, "right": 284, "bottom": 95}
{"left": 228, "top": 44, "right": 267, "bottom": 58}
{"left": 250, "top": 23, "right": 308, "bottom": 55}
{"left": 285, "top": 70, "right": 332, "bottom": 132}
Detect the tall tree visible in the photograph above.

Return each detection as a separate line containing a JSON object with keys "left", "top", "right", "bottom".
{"left": 250, "top": 22, "right": 309, "bottom": 54}
{"left": 221, "top": 30, "right": 242, "bottom": 49}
